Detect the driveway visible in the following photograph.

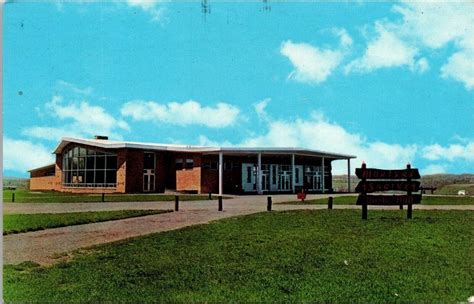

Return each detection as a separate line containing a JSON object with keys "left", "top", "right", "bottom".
{"left": 4, "top": 194, "right": 473, "bottom": 265}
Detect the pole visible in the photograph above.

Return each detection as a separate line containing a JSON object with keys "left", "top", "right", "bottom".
{"left": 407, "top": 163, "right": 412, "bottom": 219}
{"left": 347, "top": 158, "right": 351, "bottom": 193}
{"left": 328, "top": 196, "right": 333, "bottom": 209}
{"left": 291, "top": 154, "right": 296, "bottom": 194}
{"left": 218, "top": 195, "right": 223, "bottom": 211}
{"left": 175, "top": 195, "right": 179, "bottom": 211}
{"left": 257, "top": 153, "right": 262, "bottom": 194}
{"left": 218, "top": 152, "right": 223, "bottom": 196}
{"left": 267, "top": 196, "right": 272, "bottom": 211}
{"left": 321, "top": 157, "right": 325, "bottom": 194}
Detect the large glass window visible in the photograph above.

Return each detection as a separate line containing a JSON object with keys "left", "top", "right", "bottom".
{"left": 62, "top": 145, "right": 117, "bottom": 188}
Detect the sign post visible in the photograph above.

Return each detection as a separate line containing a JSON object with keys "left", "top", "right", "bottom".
{"left": 355, "top": 163, "right": 422, "bottom": 220}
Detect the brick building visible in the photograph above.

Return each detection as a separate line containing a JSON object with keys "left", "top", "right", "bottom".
{"left": 29, "top": 136, "right": 355, "bottom": 195}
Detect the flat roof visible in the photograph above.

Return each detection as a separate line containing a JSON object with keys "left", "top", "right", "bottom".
{"left": 53, "top": 137, "right": 356, "bottom": 160}
{"left": 28, "top": 163, "right": 55, "bottom": 172}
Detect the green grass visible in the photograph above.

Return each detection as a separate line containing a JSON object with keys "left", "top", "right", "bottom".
{"left": 437, "top": 184, "right": 474, "bottom": 195}
{"left": 3, "top": 210, "right": 171, "bottom": 235}
{"left": 282, "top": 195, "right": 474, "bottom": 205}
{"left": 4, "top": 210, "right": 473, "bottom": 303}
{"left": 3, "top": 189, "right": 227, "bottom": 203}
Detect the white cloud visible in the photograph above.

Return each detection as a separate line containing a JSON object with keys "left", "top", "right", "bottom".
{"left": 237, "top": 112, "right": 417, "bottom": 174}
{"left": 441, "top": 51, "right": 474, "bottom": 90}
{"left": 197, "top": 135, "right": 233, "bottom": 147}
{"left": 415, "top": 57, "right": 429, "bottom": 74}
{"left": 346, "top": 22, "right": 418, "bottom": 73}
{"left": 254, "top": 98, "right": 270, "bottom": 121}
{"left": 121, "top": 100, "right": 240, "bottom": 128}
{"left": 421, "top": 164, "right": 447, "bottom": 175}
{"left": 125, "top": 0, "right": 165, "bottom": 22}
{"left": 422, "top": 142, "right": 474, "bottom": 162}
{"left": 280, "top": 30, "right": 351, "bottom": 84}
{"left": 3, "top": 137, "right": 55, "bottom": 173}
{"left": 347, "top": 2, "right": 474, "bottom": 88}
{"left": 392, "top": 2, "right": 473, "bottom": 50}
{"left": 333, "top": 28, "right": 353, "bottom": 48}
{"left": 22, "top": 126, "right": 80, "bottom": 141}
{"left": 23, "top": 95, "right": 129, "bottom": 141}
{"left": 56, "top": 80, "right": 93, "bottom": 96}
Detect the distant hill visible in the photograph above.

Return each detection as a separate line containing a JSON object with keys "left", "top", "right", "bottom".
{"left": 333, "top": 173, "right": 474, "bottom": 193}
{"left": 3, "top": 177, "right": 30, "bottom": 190}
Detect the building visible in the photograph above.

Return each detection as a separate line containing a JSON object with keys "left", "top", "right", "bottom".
{"left": 29, "top": 136, "right": 356, "bottom": 195}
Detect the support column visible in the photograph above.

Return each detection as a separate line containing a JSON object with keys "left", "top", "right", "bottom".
{"left": 347, "top": 158, "right": 351, "bottom": 193}
{"left": 218, "top": 152, "right": 223, "bottom": 196}
{"left": 291, "top": 154, "right": 296, "bottom": 193}
{"left": 257, "top": 153, "right": 262, "bottom": 194}
{"left": 321, "top": 157, "right": 325, "bottom": 194}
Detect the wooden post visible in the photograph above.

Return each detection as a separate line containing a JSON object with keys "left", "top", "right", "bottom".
{"left": 102, "top": 193, "right": 105, "bottom": 202}
{"left": 208, "top": 192, "right": 212, "bottom": 200}
{"left": 362, "top": 203, "right": 368, "bottom": 220}
{"left": 267, "top": 196, "right": 272, "bottom": 211}
{"left": 175, "top": 195, "right": 179, "bottom": 211}
{"left": 218, "top": 196, "right": 223, "bottom": 211}
{"left": 12, "top": 192, "right": 15, "bottom": 203}
{"left": 328, "top": 196, "right": 333, "bottom": 209}
{"left": 407, "top": 203, "right": 412, "bottom": 219}
{"left": 407, "top": 163, "right": 412, "bottom": 219}
{"left": 399, "top": 204, "right": 403, "bottom": 210}
{"left": 361, "top": 162, "right": 367, "bottom": 220}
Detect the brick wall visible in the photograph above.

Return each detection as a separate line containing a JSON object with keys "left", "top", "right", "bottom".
{"left": 30, "top": 176, "right": 60, "bottom": 191}
{"left": 175, "top": 153, "right": 201, "bottom": 193}
{"left": 116, "top": 149, "right": 127, "bottom": 193}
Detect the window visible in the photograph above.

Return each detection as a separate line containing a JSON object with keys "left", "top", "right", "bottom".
{"left": 203, "top": 161, "right": 218, "bottom": 170}
{"left": 175, "top": 158, "right": 183, "bottom": 170}
{"left": 295, "top": 168, "right": 299, "bottom": 183}
{"left": 144, "top": 152, "right": 155, "bottom": 169}
{"left": 185, "top": 158, "right": 194, "bottom": 169}
{"left": 272, "top": 166, "right": 277, "bottom": 184}
{"left": 62, "top": 145, "right": 117, "bottom": 188}
{"left": 247, "top": 166, "right": 252, "bottom": 183}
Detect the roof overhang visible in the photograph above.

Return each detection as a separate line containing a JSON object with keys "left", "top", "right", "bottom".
{"left": 52, "top": 137, "right": 356, "bottom": 160}
{"left": 28, "top": 163, "right": 56, "bottom": 173}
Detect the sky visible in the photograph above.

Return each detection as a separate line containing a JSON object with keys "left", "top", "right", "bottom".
{"left": 3, "top": 1, "right": 474, "bottom": 177}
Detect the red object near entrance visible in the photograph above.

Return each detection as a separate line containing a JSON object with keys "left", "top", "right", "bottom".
{"left": 297, "top": 191, "right": 307, "bottom": 202}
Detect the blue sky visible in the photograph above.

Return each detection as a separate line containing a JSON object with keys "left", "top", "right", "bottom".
{"left": 3, "top": 1, "right": 474, "bottom": 177}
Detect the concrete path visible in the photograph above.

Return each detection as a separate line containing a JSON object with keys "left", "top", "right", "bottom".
{"left": 4, "top": 194, "right": 473, "bottom": 266}
{"left": 2, "top": 194, "right": 354, "bottom": 214}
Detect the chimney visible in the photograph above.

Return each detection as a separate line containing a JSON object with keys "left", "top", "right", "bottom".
{"left": 94, "top": 135, "right": 109, "bottom": 140}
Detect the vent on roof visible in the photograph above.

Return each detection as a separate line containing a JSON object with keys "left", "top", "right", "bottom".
{"left": 94, "top": 135, "right": 109, "bottom": 140}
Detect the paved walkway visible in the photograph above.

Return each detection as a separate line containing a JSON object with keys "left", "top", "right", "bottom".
{"left": 4, "top": 194, "right": 473, "bottom": 265}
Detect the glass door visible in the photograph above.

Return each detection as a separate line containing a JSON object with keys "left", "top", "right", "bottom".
{"left": 143, "top": 169, "right": 155, "bottom": 192}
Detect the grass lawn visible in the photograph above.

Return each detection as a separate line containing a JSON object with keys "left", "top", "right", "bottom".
{"left": 3, "top": 210, "right": 171, "bottom": 235}
{"left": 2, "top": 189, "right": 227, "bottom": 203}
{"left": 437, "top": 184, "right": 474, "bottom": 195}
{"left": 281, "top": 195, "right": 474, "bottom": 205}
{"left": 4, "top": 210, "right": 473, "bottom": 303}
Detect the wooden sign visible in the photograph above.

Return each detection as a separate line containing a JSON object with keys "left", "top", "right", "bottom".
{"left": 356, "top": 194, "right": 421, "bottom": 205}
{"left": 355, "top": 163, "right": 421, "bottom": 220}
{"left": 355, "top": 168, "right": 420, "bottom": 179}
{"left": 355, "top": 181, "right": 420, "bottom": 193}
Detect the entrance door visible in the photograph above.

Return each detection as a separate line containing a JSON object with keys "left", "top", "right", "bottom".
{"left": 279, "top": 173, "right": 291, "bottom": 191}
{"left": 242, "top": 163, "right": 256, "bottom": 192}
{"left": 313, "top": 174, "right": 321, "bottom": 191}
{"left": 270, "top": 165, "right": 279, "bottom": 191}
{"left": 262, "top": 174, "right": 269, "bottom": 191}
{"left": 143, "top": 169, "right": 155, "bottom": 192}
